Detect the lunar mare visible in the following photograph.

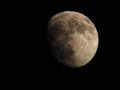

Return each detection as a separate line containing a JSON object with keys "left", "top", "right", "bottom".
{"left": 47, "top": 11, "right": 99, "bottom": 68}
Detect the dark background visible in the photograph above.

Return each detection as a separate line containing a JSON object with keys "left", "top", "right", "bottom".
{"left": 2, "top": 0, "right": 119, "bottom": 88}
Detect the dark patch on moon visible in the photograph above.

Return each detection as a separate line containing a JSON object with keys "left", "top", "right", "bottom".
{"left": 86, "top": 35, "right": 92, "bottom": 41}
{"left": 48, "top": 19, "right": 75, "bottom": 41}
{"left": 47, "top": 34, "right": 75, "bottom": 62}
{"left": 47, "top": 21, "right": 75, "bottom": 62}
{"left": 52, "top": 43, "right": 74, "bottom": 61}
{"left": 67, "top": 19, "right": 86, "bottom": 34}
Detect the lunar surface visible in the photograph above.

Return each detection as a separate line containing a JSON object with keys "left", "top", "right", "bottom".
{"left": 47, "top": 11, "right": 99, "bottom": 68}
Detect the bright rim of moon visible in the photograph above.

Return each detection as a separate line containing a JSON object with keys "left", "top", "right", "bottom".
{"left": 47, "top": 11, "right": 99, "bottom": 68}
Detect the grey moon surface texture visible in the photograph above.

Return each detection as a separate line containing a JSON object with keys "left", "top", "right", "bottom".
{"left": 47, "top": 11, "right": 99, "bottom": 68}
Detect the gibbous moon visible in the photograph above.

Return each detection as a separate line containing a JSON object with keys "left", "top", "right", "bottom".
{"left": 47, "top": 11, "right": 99, "bottom": 68}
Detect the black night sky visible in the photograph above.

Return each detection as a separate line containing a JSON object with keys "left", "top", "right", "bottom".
{"left": 3, "top": 0, "right": 119, "bottom": 88}
{"left": 36, "top": 0, "right": 118, "bottom": 86}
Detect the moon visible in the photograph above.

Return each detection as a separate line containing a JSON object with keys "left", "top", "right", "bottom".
{"left": 47, "top": 11, "right": 99, "bottom": 68}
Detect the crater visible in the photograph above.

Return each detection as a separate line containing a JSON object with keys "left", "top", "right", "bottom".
{"left": 84, "top": 18, "right": 91, "bottom": 24}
